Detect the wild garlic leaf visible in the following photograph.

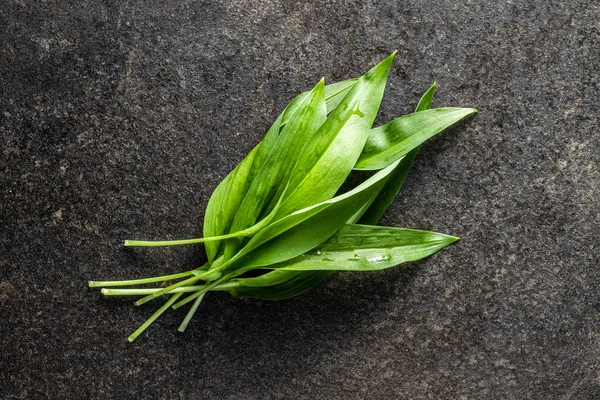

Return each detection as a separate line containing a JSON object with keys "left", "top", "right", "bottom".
{"left": 357, "top": 82, "right": 437, "bottom": 225}
{"left": 204, "top": 80, "right": 357, "bottom": 262}
{"left": 323, "top": 79, "right": 360, "bottom": 112}
{"left": 223, "top": 80, "right": 326, "bottom": 242}
{"left": 269, "top": 224, "right": 458, "bottom": 272}
{"left": 203, "top": 121, "right": 278, "bottom": 262}
{"left": 282, "top": 78, "right": 358, "bottom": 125}
{"left": 223, "top": 270, "right": 333, "bottom": 300}
{"left": 218, "top": 159, "right": 401, "bottom": 275}
{"left": 355, "top": 107, "right": 477, "bottom": 171}
{"left": 415, "top": 81, "right": 437, "bottom": 112}
{"left": 273, "top": 53, "right": 396, "bottom": 219}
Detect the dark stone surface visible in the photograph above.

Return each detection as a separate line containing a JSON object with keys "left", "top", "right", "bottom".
{"left": 1, "top": 1, "right": 599, "bottom": 398}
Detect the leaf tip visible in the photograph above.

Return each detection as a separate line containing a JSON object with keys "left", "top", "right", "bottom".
{"left": 448, "top": 235, "right": 461, "bottom": 244}
{"left": 383, "top": 50, "right": 397, "bottom": 65}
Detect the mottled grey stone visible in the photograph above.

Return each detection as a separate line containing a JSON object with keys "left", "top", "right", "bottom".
{"left": 1, "top": 1, "right": 599, "bottom": 399}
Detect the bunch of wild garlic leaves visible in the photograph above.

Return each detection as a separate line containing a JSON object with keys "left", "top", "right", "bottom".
{"left": 89, "top": 53, "right": 476, "bottom": 341}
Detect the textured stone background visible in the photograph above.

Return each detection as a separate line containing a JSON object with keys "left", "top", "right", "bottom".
{"left": 1, "top": 1, "right": 599, "bottom": 399}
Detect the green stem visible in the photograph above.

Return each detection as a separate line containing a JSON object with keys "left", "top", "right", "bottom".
{"left": 88, "top": 271, "right": 194, "bottom": 287}
{"left": 178, "top": 293, "right": 206, "bottom": 332}
{"left": 127, "top": 293, "right": 183, "bottom": 342}
{"left": 211, "top": 281, "right": 240, "bottom": 291}
{"left": 172, "top": 277, "right": 227, "bottom": 310}
{"left": 101, "top": 281, "right": 240, "bottom": 296}
{"left": 124, "top": 213, "right": 273, "bottom": 248}
{"left": 124, "top": 229, "right": 254, "bottom": 247}
{"left": 101, "top": 286, "right": 205, "bottom": 296}
{"left": 135, "top": 275, "right": 204, "bottom": 305}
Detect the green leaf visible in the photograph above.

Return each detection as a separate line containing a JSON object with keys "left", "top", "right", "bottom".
{"left": 355, "top": 107, "right": 477, "bottom": 171}
{"left": 282, "top": 78, "right": 358, "bottom": 125}
{"left": 226, "top": 80, "right": 327, "bottom": 233}
{"left": 223, "top": 270, "right": 333, "bottom": 300}
{"left": 268, "top": 224, "right": 458, "bottom": 272}
{"left": 273, "top": 52, "right": 396, "bottom": 219}
{"left": 203, "top": 80, "right": 357, "bottom": 262}
{"left": 206, "top": 80, "right": 326, "bottom": 262}
{"left": 415, "top": 81, "right": 436, "bottom": 113}
{"left": 323, "top": 79, "right": 359, "bottom": 112}
{"left": 215, "top": 159, "right": 401, "bottom": 275}
{"left": 357, "top": 82, "right": 437, "bottom": 224}
{"left": 203, "top": 116, "right": 282, "bottom": 262}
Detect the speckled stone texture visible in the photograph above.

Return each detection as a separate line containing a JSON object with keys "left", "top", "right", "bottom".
{"left": 1, "top": 1, "right": 599, "bottom": 399}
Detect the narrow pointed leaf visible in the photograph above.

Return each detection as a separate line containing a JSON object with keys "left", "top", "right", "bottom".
{"left": 282, "top": 78, "right": 358, "bottom": 125}
{"left": 274, "top": 53, "right": 396, "bottom": 218}
{"left": 323, "top": 78, "right": 360, "bottom": 112}
{"left": 269, "top": 224, "right": 458, "bottom": 272}
{"left": 415, "top": 81, "right": 436, "bottom": 112}
{"left": 220, "top": 80, "right": 327, "bottom": 260}
{"left": 355, "top": 107, "right": 477, "bottom": 171}
{"left": 227, "top": 80, "right": 327, "bottom": 232}
{"left": 216, "top": 159, "right": 401, "bottom": 275}
{"left": 203, "top": 116, "right": 281, "bottom": 262}
{"left": 204, "top": 80, "right": 356, "bottom": 262}
{"left": 357, "top": 82, "right": 437, "bottom": 224}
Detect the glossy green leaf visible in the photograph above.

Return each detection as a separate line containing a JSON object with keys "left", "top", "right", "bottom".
{"left": 282, "top": 78, "right": 358, "bottom": 125}
{"left": 355, "top": 107, "right": 477, "bottom": 171}
{"left": 269, "top": 224, "right": 458, "bottom": 272}
{"left": 215, "top": 159, "right": 401, "bottom": 275}
{"left": 415, "top": 82, "right": 437, "bottom": 113}
{"left": 203, "top": 116, "right": 281, "bottom": 262}
{"left": 225, "top": 80, "right": 327, "bottom": 235}
{"left": 273, "top": 53, "right": 396, "bottom": 219}
{"left": 203, "top": 80, "right": 357, "bottom": 262}
{"left": 357, "top": 82, "right": 437, "bottom": 224}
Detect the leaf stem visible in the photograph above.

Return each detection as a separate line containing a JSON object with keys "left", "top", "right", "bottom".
{"left": 177, "top": 293, "right": 206, "bottom": 332}
{"left": 88, "top": 271, "right": 194, "bottom": 287}
{"left": 135, "top": 275, "right": 204, "bottom": 305}
{"left": 101, "top": 286, "right": 206, "bottom": 296}
{"left": 172, "top": 277, "right": 227, "bottom": 310}
{"left": 124, "top": 230, "right": 253, "bottom": 247}
{"left": 211, "top": 281, "right": 240, "bottom": 291}
{"left": 127, "top": 293, "right": 183, "bottom": 342}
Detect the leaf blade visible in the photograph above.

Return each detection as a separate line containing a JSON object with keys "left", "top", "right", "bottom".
{"left": 355, "top": 107, "right": 477, "bottom": 171}
{"left": 271, "top": 224, "right": 459, "bottom": 272}
{"left": 274, "top": 52, "right": 397, "bottom": 218}
{"left": 357, "top": 82, "right": 437, "bottom": 224}
{"left": 203, "top": 80, "right": 357, "bottom": 262}
{"left": 217, "top": 159, "right": 402, "bottom": 275}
